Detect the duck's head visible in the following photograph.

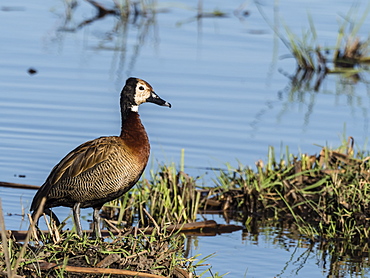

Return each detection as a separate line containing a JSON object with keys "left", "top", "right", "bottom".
{"left": 121, "top": 77, "right": 171, "bottom": 112}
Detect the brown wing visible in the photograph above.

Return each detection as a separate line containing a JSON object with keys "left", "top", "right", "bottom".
{"left": 48, "top": 137, "right": 118, "bottom": 185}
{"left": 30, "top": 136, "right": 123, "bottom": 212}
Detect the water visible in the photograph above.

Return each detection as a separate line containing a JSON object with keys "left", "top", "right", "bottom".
{"left": 189, "top": 215, "right": 370, "bottom": 278}
{"left": 1, "top": 0, "right": 370, "bottom": 277}
{"left": 189, "top": 216, "right": 325, "bottom": 278}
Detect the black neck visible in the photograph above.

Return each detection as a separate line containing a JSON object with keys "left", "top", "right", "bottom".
{"left": 120, "top": 93, "right": 135, "bottom": 120}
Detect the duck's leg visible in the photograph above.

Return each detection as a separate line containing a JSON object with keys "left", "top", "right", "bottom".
{"left": 92, "top": 207, "right": 102, "bottom": 239}
{"left": 73, "top": 203, "right": 83, "bottom": 237}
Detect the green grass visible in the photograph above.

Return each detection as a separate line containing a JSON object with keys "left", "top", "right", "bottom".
{"left": 257, "top": 1, "right": 370, "bottom": 80}
{"left": 207, "top": 137, "right": 370, "bottom": 243}
{"left": 0, "top": 219, "right": 202, "bottom": 277}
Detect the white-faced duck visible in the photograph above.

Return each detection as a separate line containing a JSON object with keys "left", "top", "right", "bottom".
{"left": 30, "top": 77, "right": 171, "bottom": 238}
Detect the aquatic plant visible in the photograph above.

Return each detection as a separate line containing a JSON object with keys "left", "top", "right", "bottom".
{"left": 257, "top": 1, "right": 370, "bottom": 90}
{"left": 210, "top": 136, "right": 370, "bottom": 243}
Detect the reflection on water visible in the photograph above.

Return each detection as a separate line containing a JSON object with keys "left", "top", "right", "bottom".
{"left": 50, "top": 0, "right": 159, "bottom": 84}
{"left": 2, "top": 0, "right": 370, "bottom": 277}
{"left": 190, "top": 216, "right": 370, "bottom": 277}
{"left": 277, "top": 69, "right": 370, "bottom": 130}
{"left": 252, "top": 223, "right": 370, "bottom": 278}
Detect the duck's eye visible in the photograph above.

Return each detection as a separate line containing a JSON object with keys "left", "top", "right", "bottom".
{"left": 139, "top": 86, "right": 145, "bottom": 91}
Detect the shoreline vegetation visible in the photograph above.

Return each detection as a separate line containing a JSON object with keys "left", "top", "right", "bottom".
{"left": 2, "top": 137, "right": 370, "bottom": 277}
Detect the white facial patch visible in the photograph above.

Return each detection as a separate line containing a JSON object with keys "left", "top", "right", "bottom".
{"left": 134, "top": 81, "right": 152, "bottom": 105}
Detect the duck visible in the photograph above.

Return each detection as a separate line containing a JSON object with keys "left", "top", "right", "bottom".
{"left": 30, "top": 77, "right": 171, "bottom": 238}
